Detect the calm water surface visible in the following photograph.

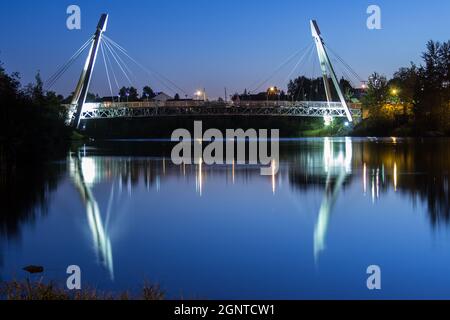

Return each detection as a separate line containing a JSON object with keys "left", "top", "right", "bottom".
{"left": 1, "top": 138, "right": 449, "bottom": 299}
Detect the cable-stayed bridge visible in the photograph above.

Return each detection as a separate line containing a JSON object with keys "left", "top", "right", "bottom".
{"left": 47, "top": 14, "right": 364, "bottom": 129}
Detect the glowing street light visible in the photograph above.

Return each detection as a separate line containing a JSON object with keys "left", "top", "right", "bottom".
{"left": 195, "top": 89, "right": 206, "bottom": 101}
{"left": 267, "top": 86, "right": 278, "bottom": 103}
{"left": 391, "top": 88, "right": 399, "bottom": 96}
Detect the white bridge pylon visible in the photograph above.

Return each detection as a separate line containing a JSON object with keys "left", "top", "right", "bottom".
{"left": 71, "top": 14, "right": 109, "bottom": 128}
{"left": 310, "top": 20, "right": 353, "bottom": 123}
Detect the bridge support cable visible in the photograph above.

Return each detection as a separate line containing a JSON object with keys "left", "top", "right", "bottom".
{"left": 103, "top": 40, "right": 135, "bottom": 81}
{"left": 45, "top": 36, "right": 94, "bottom": 89}
{"left": 100, "top": 42, "right": 114, "bottom": 101}
{"left": 248, "top": 43, "right": 313, "bottom": 94}
{"left": 293, "top": 45, "right": 315, "bottom": 101}
{"left": 325, "top": 44, "right": 364, "bottom": 84}
{"left": 102, "top": 39, "right": 134, "bottom": 86}
{"left": 103, "top": 35, "right": 182, "bottom": 96}
{"left": 103, "top": 35, "right": 176, "bottom": 95}
{"left": 103, "top": 35, "right": 189, "bottom": 97}
{"left": 332, "top": 56, "right": 362, "bottom": 88}
{"left": 284, "top": 44, "right": 315, "bottom": 85}
{"left": 331, "top": 58, "right": 357, "bottom": 88}
{"left": 104, "top": 35, "right": 189, "bottom": 97}
{"left": 104, "top": 43, "right": 120, "bottom": 93}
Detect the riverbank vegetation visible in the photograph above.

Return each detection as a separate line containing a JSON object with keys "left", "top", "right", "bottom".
{"left": 0, "top": 280, "right": 164, "bottom": 300}
{"left": 0, "top": 61, "right": 71, "bottom": 161}
{"left": 354, "top": 40, "right": 450, "bottom": 137}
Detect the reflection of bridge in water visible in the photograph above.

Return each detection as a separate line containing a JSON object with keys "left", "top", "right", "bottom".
{"left": 69, "top": 153, "right": 114, "bottom": 280}
{"left": 67, "top": 138, "right": 363, "bottom": 276}
{"left": 313, "top": 137, "right": 352, "bottom": 261}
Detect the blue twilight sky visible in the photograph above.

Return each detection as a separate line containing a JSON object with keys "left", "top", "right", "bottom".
{"left": 0, "top": 0, "right": 449, "bottom": 98}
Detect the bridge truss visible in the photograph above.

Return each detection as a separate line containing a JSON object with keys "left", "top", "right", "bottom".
{"left": 77, "top": 102, "right": 361, "bottom": 120}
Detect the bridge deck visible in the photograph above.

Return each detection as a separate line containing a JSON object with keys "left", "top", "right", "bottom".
{"left": 68, "top": 101, "right": 362, "bottom": 120}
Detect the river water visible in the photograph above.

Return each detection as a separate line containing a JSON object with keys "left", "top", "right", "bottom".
{"left": 1, "top": 138, "right": 449, "bottom": 299}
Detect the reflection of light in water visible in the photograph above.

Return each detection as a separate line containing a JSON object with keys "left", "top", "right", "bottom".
{"left": 69, "top": 154, "right": 114, "bottom": 280}
{"left": 196, "top": 158, "right": 203, "bottom": 196}
{"left": 81, "top": 157, "right": 97, "bottom": 185}
{"left": 376, "top": 168, "right": 380, "bottom": 199}
{"left": 163, "top": 157, "right": 166, "bottom": 175}
{"left": 394, "top": 162, "right": 398, "bottom": 192}
{"left": 323, "top": 138, "right": 332, "bottom": 172}
{"left": 363, "top": 163, "right": 367, "bottom": 194}
{"left": 345, "top": 137, "right": 352, "bottom": 173}
{"left": 323, "top": 137, "right": 353, "bottom": 174}
{"left": 314, "top": 138, "right": 352, "bottom": 262}
{"left": 272, "top": 159, "right": 277, "bottom": 195}
{"left": 232, "top": 159, "right": 235, "bottom": 184}
{"left": 371, "top": 175, "right": 375, "bottom": 203}
{"left": 127, "top": 173, "right": 132, "bottom": 196}
{"left": 156, "top": 176, "right": 160, "bottom": 192}
{"left": 146, "top": 166, "right": 151, "bottom": 191}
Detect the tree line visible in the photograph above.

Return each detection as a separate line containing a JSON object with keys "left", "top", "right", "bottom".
{"left": 0, "top": 62, "right": 71, "bottom": 159}
{"left": 358, "top": 40, "right": 450, "bottom": 136}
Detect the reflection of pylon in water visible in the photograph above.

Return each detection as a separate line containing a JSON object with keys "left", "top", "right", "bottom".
{"left": 69, "top": 154, "right": 114, "bottom": 280}
{"left": 314, "top": 138, "right": 352, "bottom": 262}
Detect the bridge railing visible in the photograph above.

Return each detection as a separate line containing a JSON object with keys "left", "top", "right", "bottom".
{"left": 62, "top": 101, "right": 362, "bottom": 122}
{"left": 63, "top": 100, "right": 362, "bottom": 110}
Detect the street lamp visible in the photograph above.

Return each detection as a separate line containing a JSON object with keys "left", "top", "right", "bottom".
{"left": 267, "top": 86, "right": 277, "bottom": 103}
{"left": 195, "top": 90, "right": 206, "bottom": 101}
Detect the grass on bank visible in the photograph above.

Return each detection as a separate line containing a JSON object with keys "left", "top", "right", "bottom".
{"left": 0, "top": 279, "right": 165, "bottom": 300}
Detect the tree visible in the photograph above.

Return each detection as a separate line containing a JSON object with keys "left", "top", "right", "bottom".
{"left": 417, "top": 40, "right": 450, "bottom": 129}
{"left": 361, "top": 72, "right": 389, "bottom": 118}
{"left": 0, "top": 62, "right": 71, "bottom": 157}
{"left": 339, "top": 78, "right": 354, "bottom": 101}
{"left": 119, "top": 86, "right": 139, "bottom": 101}
{"left": 128, "top": 87, "right": 139, "bottom": 101}
{"left": 390, "top": 64, "right": 420, "bottom": 119}
{"left": 142, "top": 86, "right": 156, "bottom": 100}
